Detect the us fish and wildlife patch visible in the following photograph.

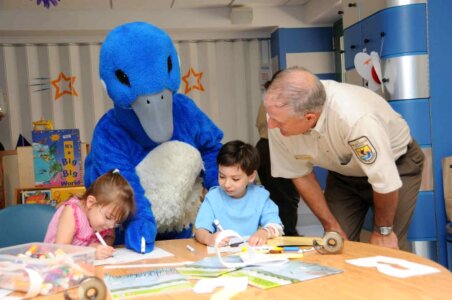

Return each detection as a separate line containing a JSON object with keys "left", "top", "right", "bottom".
{"left": 348, "top": 136, "right": 377, "bottom": 164}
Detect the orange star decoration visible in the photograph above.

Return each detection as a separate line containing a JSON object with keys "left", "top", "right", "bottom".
{"left": 51, "top": 72, "right": 78, "bottom": 100}
{"left": 182, "top": 67, "right": 205, "bottom": 95}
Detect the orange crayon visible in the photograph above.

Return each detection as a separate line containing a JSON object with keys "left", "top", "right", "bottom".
{"left": 25, "top": 245, "right": 38, "bottom": 256}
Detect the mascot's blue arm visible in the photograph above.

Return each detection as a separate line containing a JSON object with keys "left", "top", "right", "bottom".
{"left": 84, "top": 111, "right": 157, "bottom": 252}
{"left": 173, "top": 94, "right": 223, "bottom": 189}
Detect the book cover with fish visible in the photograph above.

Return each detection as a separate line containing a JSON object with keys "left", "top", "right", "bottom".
{"left": 32, "top": 129, "right": 82, "bottom": 187}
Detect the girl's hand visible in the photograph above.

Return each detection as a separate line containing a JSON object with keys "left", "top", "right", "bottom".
{"left": 248, "top": 229, "right": 268, "bottom": 246}
{"left": 92, "top": 244, "right": 115, "bottom": 259}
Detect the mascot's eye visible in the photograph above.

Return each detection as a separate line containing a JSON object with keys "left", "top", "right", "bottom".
{"left": 115, "top": 69, "right": 131, "bottom": 87}
{"left": 167, "top": 56, "right": 172, "bottom": 74}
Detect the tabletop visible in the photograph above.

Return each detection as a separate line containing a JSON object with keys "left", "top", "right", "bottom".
{"left": 22, "top": 239, "right": 452, "bottom": 299}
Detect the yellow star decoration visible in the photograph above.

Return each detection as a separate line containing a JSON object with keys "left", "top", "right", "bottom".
{"left": 51, "top": 72, "right": 78, "bottom": 100}
{"left": 182, "top": 67, "right": 205, "bottom": 95}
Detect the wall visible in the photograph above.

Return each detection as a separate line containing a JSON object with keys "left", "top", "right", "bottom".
{"left": 427, "top": 0, "right": 452, "bottom": 267}
{"left": 270, "top": 26, "right": 336, "bottom": 236}
{"left": 341, "top": 0, "right": 451, "bottom": 266}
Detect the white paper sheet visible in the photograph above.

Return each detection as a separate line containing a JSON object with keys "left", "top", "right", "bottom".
{"left": 94, "top": 247, "right": 173, "bottom": 266}
{"left": 194, "top": 277, "right": 248, "bottom": 300}
{"left": 346, "top": 256, "right": 440, "bottom": 278}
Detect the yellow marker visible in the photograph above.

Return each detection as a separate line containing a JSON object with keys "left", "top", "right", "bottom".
{"left": 54, "top": 248, "right": 66, "bottom": 257}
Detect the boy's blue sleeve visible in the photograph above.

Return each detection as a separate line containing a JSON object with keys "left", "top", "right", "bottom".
{"left": 195, "top": 197, "right": 216, "bottom": 233}
{"left": 260, "top": 198, "right": 283, "bottom": 227}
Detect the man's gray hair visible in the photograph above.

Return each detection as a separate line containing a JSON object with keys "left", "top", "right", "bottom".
{"left": 268, "top": 66, "right": 326, "bottom": 116}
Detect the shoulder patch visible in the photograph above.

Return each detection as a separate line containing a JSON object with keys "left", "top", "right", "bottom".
{"left": 348, "top": 136, "right": 377, "bottom": 164}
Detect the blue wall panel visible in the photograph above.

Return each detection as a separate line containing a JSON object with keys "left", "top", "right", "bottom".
{"left": 407, "top": 192, "right": 437, "bottom": 240}
{"left": 280, "top": 28, "right": 333, "bottom": 53}
{"left": 389, "top": 99, "right": 431, "bottom": 146}
{"left": 428, "top": 0, "right": 452, "bottom": 265}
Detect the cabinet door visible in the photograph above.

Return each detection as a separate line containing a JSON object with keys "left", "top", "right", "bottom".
{"left": 380, "top": 4, "right": 427, "bottom": 57}
{"left": 342, "top": 0, "right": 361, "bottom": 29}
{"left": 343, "top": 23, "right": 363, "bottom": 70}
{"left": 361, "top": 12, "right": 383, "bottom": 55}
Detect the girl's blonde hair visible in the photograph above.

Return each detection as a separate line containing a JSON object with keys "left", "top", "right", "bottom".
{"left": 81, "top": 169, "right": 135, "bottom": 223}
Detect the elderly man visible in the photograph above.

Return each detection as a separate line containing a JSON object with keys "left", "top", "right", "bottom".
{"left": 264, "top": 67, "right": 424, "bottom": 251}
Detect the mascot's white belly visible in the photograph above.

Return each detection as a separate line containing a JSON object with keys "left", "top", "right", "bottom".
{"left": 135, "top": 141, "right": 204, "bottom": 233}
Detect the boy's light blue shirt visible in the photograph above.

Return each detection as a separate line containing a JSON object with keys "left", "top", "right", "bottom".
{"left": 195, "top": 185, "right": 282, "bottom": 236}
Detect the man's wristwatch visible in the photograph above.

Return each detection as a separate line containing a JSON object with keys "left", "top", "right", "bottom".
{"left": 374, "top": 225, "right": 393, "bottom": 236}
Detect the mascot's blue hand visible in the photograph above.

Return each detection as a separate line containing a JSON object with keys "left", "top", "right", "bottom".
{"left": 125, "top": 218, "right": 157, "bottom": 253}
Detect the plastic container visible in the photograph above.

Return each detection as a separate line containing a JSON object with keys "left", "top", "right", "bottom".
{"left": 0, "top": 242, "right": 95, "bottom": 296}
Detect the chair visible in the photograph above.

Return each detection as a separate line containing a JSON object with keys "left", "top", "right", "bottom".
{"left": 0, "top": 204, "right": 56, "bottom": 248}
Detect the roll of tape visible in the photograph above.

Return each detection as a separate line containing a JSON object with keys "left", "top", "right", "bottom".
{"left": 322, "top": 231, "right": 344, "bottom": 254}
{"left": 78, "top": 276, "right": 107, "bottom": 300}
{"left": 214, "top": 229, "right": 247, "bottom": 268}
{"left": 313, "top": 231, "right": 344, "bottom": 254}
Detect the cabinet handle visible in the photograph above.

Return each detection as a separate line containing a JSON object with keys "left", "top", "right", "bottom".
{"left": 350, "top": 45, "right": 356, "bottom": 49}
{"left": 364, "top": 38, "right": 370, "bottom": 44}
{"left": 348, "top": 2, "right": 357, "bottom": 7}
{"left": 382, "top": 78, "right": 389, "bottom": 83}
{"left": 338, "top": 10, "right": 344, "bottom": 15}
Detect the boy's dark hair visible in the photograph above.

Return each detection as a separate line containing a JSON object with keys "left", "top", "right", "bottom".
{"left": 217, "top": 140, "right": 260, "bottom": 176}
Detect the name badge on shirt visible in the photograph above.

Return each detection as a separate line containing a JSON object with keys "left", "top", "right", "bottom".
{"left": 294, "top": 154, "right": 313, "bottom": 160}
{"left": 348, "top": 136, "right": 377, "bottom": 164}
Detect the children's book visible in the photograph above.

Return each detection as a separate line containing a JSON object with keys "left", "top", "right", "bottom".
{"left": 177, "top": 255, "right": 240, "bottom": 278}
{"left": 104, "top": 267, "right": 192, "bottom": 299}
{"left": 32, "top": 129, "right": 82, "bottom": 187}
{"left": 21, "top": 189, "right": 52, "bottom": 205}
{"left": 224, "top": 261, "right": 343, "bottom": 289}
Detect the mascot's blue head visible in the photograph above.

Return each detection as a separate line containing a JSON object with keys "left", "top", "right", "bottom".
{"left": 100, "top": 22, "right": 181, "bottom": 143}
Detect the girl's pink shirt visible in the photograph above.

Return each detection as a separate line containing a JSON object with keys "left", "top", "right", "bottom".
{"left": 44, "top": 196, "right": 112, "bottom": 246}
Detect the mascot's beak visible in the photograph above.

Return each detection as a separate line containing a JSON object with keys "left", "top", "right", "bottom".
{"left": 131, "top": 89, "right": 173, "bottom": 143}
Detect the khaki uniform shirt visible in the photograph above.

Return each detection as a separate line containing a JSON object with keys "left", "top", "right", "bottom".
{"left": 268, "top": 80, "right": 411, "bottom": 194}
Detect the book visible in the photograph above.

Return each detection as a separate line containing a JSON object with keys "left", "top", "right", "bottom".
{"left": 104, "top": 267, "right": 192, "bottom": 299}
{"left": 21, "top": 189, "right": 52, "bottom": 205}
{"left": 32, "top": 129, "right": 82, "bottom": 187}
{"left": 177, "top": 255, "right": 240, "bottom": 278}
{"left": 224, "top": 261, "right": 343, "bottom": 289}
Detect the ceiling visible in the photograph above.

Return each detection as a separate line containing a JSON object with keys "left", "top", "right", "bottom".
{"left": 0, "top": 0, "right": 313, "bottom": 10}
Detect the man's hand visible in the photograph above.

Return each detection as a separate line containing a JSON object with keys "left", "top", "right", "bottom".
{"left": 125, "top": 218, "right": 157, "bottom": 253}
{"left": 369, "top": 231, "right": 399, "bottom": 249}
{"left": 324, "top": 226, "right": 349, "bottom": 241}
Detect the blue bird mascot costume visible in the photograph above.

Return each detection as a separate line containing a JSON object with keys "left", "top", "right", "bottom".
{"left": 84, "top": 22, "right": 223, "bottom": 253}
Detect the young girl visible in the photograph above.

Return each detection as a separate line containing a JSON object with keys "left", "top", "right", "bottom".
{"left": 44, "top": 169, "right": 135, "bottom": 259}
{"left": 195, "top": 140, "right": 283, "bottom": 247}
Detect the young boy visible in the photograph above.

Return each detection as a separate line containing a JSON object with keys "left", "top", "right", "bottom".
{"left": 195, "top": 140, "right": 284, "bottom": 247}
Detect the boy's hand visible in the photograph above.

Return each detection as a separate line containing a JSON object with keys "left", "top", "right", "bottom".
{"left": 210, "top": 232, "right": 230, "bottom": 247}
{"left": 93, "top": 244, "right": 115, "bottom": 260}
{"left": 248, "top": 229, "right": 268, "bottom": 246}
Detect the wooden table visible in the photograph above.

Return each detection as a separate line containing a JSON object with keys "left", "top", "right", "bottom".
{"left": 25, "top": 239, "right": 452, "bottom": 299}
